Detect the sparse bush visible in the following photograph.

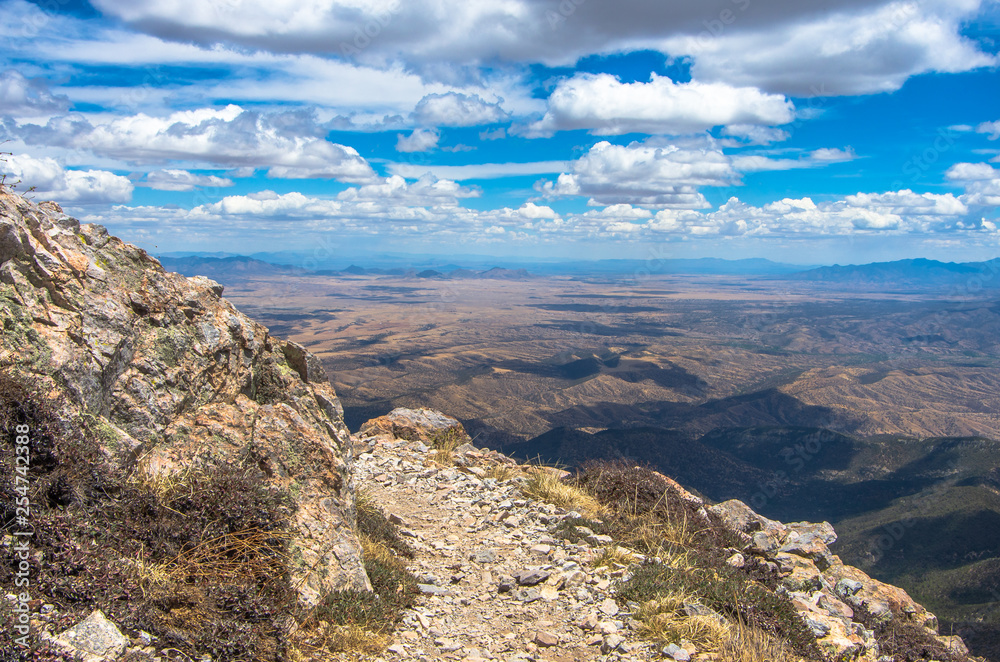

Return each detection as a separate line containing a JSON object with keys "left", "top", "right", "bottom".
{"left": 427, "top": 426, "right": 468, "bottom": 465}
{"left": 309, "top": 491, "right": 419, "bottom": 653}
{"left": 0, "top": 369, "right": 299, "bottom": 661}
{"left": 855, "top": 604, "right": 969, "bottom": 662}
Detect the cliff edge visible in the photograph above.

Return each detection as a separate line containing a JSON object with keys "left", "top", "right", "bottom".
{"left": 0, "top": 185, "right": 368, "bottom": 606}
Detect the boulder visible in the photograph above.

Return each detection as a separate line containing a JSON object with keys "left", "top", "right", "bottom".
{"left": 358, "top": 407, "right": 471, "bottom": 445}
{"left": 0, "top": 187, "right": 368, "bottom": 605}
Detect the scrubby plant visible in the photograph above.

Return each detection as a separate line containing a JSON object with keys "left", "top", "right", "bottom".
{"left": 0, "top": 369, "right": 299, "bottom": 661}
{"left": 306, "top": 488, "right": 419, "bottom": 654}
{"left": 568, "top": 460, "right": 824, "bottom": 661}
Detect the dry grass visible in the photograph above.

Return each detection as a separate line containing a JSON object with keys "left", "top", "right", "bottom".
{"left": 633, "top": 593, "right": 730, "bottom": 649}
{"left": 428, "top": 426, "right": 468, "bottom": 465}
{"left": 717, "top": 621, "right": 800, "bottom": 662}
{"left": 127, "top": 462, "right": 197, "bottom": 499}
{"left": 521, "top": 466, "right": 605, "bottom": 516}
{"left": 593, "top": 545, "right": 638, "bottom": 570}
{"left": 618, "top": 512, "right": 695, "bottom": 557}
{"left": 484, "top": 462, "right": 519, "bottom": 482}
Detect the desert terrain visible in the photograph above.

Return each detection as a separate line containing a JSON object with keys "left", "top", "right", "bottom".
{"left": 167, "top": 261, "right": 1000, "bottom": 659}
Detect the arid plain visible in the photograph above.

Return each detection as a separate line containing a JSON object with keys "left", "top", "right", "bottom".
{"left": 221, "top": 272, "right": 1000, "bottom": 444}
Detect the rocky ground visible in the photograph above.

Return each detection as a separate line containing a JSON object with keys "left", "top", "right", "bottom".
{"left": 352, "top": 429, "right": 658, "bottom": 661}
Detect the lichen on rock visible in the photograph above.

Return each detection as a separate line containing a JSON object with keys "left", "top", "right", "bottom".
{"left": 0, "top": 186, "right": 369, "bottom": 605}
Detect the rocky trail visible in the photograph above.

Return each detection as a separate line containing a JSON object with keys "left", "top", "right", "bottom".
{"left": 352, "top": 415, "right": 660, "bottom": 662}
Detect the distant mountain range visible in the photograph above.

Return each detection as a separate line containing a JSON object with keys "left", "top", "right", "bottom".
{"left": 158, "top": 253, "right": 1000, "bottom": 288}
{"left": 789, "top": 257, "right": 1000, "bottom": 289}
{"left": 157, "top": 255, "right": 534, "bottom": 281}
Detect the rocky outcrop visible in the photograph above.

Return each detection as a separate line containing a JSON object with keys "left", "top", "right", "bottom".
{"left": 358, "top": 407, "right": 472, "bottom": 446}
{"left": 710, "top": 498, "right": 967, "bottom": 661}
{"left": 0, "top": 187, "right": 368, "bottom": 604}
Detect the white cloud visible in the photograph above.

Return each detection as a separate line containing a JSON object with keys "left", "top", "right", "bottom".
{"left": 977, "top": 120, "right": 1000, "bottom": 140}
{"left": 479, "top": 127, "right": 506, "bottom": 141}
{"left": 662, "top": 1, "right": 997, "bottom": 96}
{"left": 4, "top": 154, "right": 133, "bottom": 203}
{"left": 337, "top": 174, "right": 479, "bottom": 206}
{"left": 733, "top": 147, "right": 857, "bottom": 172}
{"left": 644, "top": 190, "right": 972, "bottom": 236}
{"left": 396, "top": 128, "right": 440, "bottom": 153}
{"left": 0, "top": 70, "right": 69, "bottom": 117}
{"left": 387, "top": 160, "right": 569, "bottom": 180}
{"left": 528, "top": 74, "right": 794, "bottom": 137}
{"left": 15, "top": 105, "right": 378, "bottom": 182}
{"left": 140, "top": 169, "right": 234, "bottom": 191}
{"left": 946, "top": 162, "right": 1000, "bottom": 207}
{"left": 536, "top": 139, "right": 736, "bottom": 208}
{"left": 722, "top": 125, "right": 790, "bottom": 145}
{"left": 84, "top": 0, "right": 996, "bottom": 97}
{"left": 413, "top": 93, "right": 508, "bottom": 127}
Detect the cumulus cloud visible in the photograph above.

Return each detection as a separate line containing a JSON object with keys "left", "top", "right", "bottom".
{"left": 86, "top": 0, "right": 996, "bottom": 96}
{"left": 663, "top": 0, "right": 997, "bottom": 96}
{"left": 536, "top": 140, "right": 736, "bottom": 208}
{"left": 396, "top": 128, "right": 440, "bottom": 153}
{"left": 642, "top": 190, "right": 972, "bottom": 237}
{"left": 413, "top": 92, "right": 508, "bottom": 127}
{"left": 528, "top": 74, "right": 794, "bottom": 137}
{"left": 947, "top": 162, "right": 1000, "bottom": 207}
{"left": 0, "top": 70, "right": 70, "bottom": 117}
{"left": 15, "top": 105, "right": 378, "bottom": 182}
{"left": 4, "top": 154, "right": 132, "bottom": 203}
{"left": 139, "top": 169, "right": 234, "bottom": 191}
{"left": 337, "top": 174, "right": 479, "bottom": 206}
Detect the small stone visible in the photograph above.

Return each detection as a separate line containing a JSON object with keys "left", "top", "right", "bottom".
{"left": 515, "top": 569, "right": 551, "bottom": 586}
{"left": 387, "top": 643, "right": 407, "bottom": 655}
{"left": 662, "top": 642, "right": 692, "bottom": 661}
{"left": 53, "top": 610, "right": 128, "bottom": 659}
{"left": 418, "top": 584, "right": 450, "bottom": 596}
{"left": 597, "top": 621, "right": 617, "bottom": 635}
{"left": 835, "top": 578, "right": 864, "bottom": 597}
{"left": 599, "top": 598, "right": 619, "bottom": 616}
{"left": 472, "top": 550, "right": 498, "bottom": 564}
{"left": 529, "top": 544, "right": 552, "bottom": 557}
{"left": 601, "top": 634, "right": 624, "bottom": 653}
{"left": 726, "top": 552, "right": 746, "bottom": 568}
{"left": 497, "top": 580, "right": 514, "bottom": 593}
{"left": 515, "top": 588, "right": 541, "bottom": 603}
{"left": 533, "top": 631, "right": 559, "bottom": 647}
{"left": 539, "top": 586, "right": 559, "bottom": 601}
{"left": 579, "top": 613, "right": 599, "bottom": 630}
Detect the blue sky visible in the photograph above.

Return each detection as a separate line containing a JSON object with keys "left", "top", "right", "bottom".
{"left": 0, "top": 0, "right": 998, "bottom": 264}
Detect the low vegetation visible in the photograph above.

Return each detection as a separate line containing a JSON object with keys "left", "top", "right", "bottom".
{"left": 0, "top": 370, "right": 418, "bottom": 660}
{"left": 533, "top": 459, "right": 825, "bottom": 660}
{"left": 521, "top": 465, "right": 605, "bottom": 517}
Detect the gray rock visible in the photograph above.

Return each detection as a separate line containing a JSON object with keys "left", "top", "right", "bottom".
{"left": 472, "top": 549, "right": 498, "bottom": 563}
{"left": 53, "top": 610, "right": 128, "bottom": 659}
{"left": 804, "top": 616, "right": 831, "bottom": 637}
{"left": 418, "top": 583, "right": 450, "bottom": 596}
{"left": 514, "top": 569, "right": 551, "bottom": 586}
{"left": 835, "top": 578, "right": 863, "bottom": 597}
